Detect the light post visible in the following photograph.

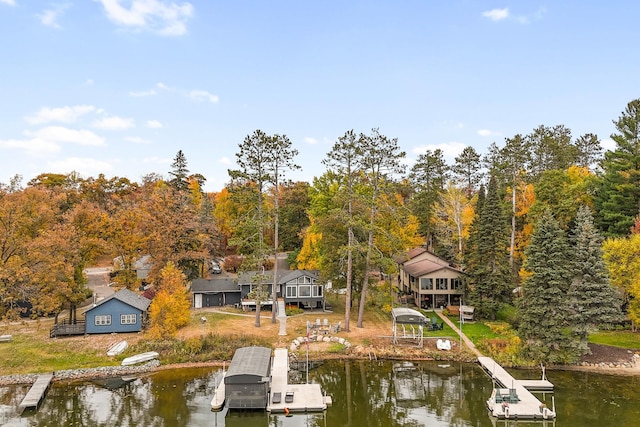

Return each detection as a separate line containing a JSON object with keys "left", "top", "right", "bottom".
{"left": 200, "top": 316, "right": 207, "bottom": 339}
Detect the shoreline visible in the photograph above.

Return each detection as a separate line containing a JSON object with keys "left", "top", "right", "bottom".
{"left": 1, "top": 352, "right": 637, "bottom": 387}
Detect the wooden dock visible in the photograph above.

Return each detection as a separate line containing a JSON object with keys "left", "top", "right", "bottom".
{"left": 266, "top": 348, "right": 330, "bottom": 413}
{"left": 478, "top": 357, "right": 555, "bottom": 419}
{"left": 19, "top": 373, "right": 53, "bottom": 413}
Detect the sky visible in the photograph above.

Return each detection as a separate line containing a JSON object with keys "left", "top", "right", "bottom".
{"left": 0, "top": 1, "right": 638, "bottom": 192}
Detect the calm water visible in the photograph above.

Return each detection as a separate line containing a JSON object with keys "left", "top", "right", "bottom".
{"left": 1, "top": 361, "right": 639, "bottom": 426}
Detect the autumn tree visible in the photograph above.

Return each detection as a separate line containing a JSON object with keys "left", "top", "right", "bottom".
{"left": 147, "top": 262, "right": 191, "bottom": 339}
{"left": 432, "top": 182, "right": 473, "bottom": 265}
{"left": 278, "top": 181, "right": 311, "bottom": 252}
{"left": 603, "top": 234, "right": 640, "bottom": 326}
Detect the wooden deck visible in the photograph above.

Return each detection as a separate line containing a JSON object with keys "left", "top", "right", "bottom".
{"left": 479, "top": 356, "right": 556, "bottom": 419}
{"left": 19, "top": 373, "right": 53, "bottom": 413}
{"left": 266, "top": 348, "right": 330, "bottom": 413}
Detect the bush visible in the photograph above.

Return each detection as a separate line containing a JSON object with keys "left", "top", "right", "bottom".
{"left": 286, "top": 307, "right": 304, "bottom": 316}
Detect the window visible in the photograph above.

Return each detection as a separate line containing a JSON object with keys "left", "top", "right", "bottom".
{"left": 121, "top": 314, "right": 137, "bottom": 325}
{"left": 313, "top": 285, "right": 323, "bottom": 297}
{"left": 95, "top": 315, "right": 111, "bottom": 326}
{"left": 436, "top": 278, "right": 448, "bottom": 290}
{"left": 451, "top": 278, "right": 462, "bottom": 290}
{"left": 286, "top": 285, "right": 297, "bottom": 298}
{"left": 420, "top": 278, "right": 433, "bottom": 290}
{"left": 298, "top": 285, "right": 311, "bottom": 297}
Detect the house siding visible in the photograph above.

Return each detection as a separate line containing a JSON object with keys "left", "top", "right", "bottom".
{"left": 85, "top": 299, "right": 144, "bottom": 334}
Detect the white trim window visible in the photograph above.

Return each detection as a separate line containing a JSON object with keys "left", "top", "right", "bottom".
{"left": 95, "top": 314, "right": 111, "bottom": 326}
{"left": 313, "top": 285, "right": 323, "bottom": 298}
{"left": 298, "top": 285, "right": 311, "bottom": 297}
{"left": 121, "top": 314, "right": 137, "bottom": 325}
{"left": 286, "top": 285, "right": 297, "bottom": 298}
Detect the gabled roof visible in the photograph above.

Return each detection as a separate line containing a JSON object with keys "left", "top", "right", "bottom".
{"left": 190, "top": 278, "right": 240, "bottom": 293}
{"left": 237, "top": 270, "right": 294, "bottom": 285}
{"left": 86, "top": 289, "right": 151, "bottom": 313}
{"left": 278, "top": 270, "right": 320, "bottom": 284}
{"left": 402, "top": 259, "right": 451, "bottom": 277}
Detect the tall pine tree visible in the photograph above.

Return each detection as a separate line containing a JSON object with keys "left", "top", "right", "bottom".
{"left": 519, "top": 209, "right": 576, "bottom": 364}
{"left": 465, "top": 176, "right": 512, "bottom": 320}
{"left": 568, "top": 205, "right": 623, "bottom": 354}
{"left": 595, "top": 98, "right": 640, "bottom": 236}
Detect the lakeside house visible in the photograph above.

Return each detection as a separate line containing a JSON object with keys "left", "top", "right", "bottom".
{"left": 84, "top": 289, "right": 151, "bottom": 334}
{"left": 396, "top": 247, "right": 464, "bottom": 309}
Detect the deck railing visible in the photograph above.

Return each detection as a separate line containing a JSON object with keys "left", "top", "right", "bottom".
{"left": 49, "top": 320, "right": 86, "bottom": 338}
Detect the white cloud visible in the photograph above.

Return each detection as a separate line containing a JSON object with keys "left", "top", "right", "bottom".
{"left": 304, "top": 137, "right": 318, "bottom": 145}
{"left": 146, "top": 120, "right": 163, "bottom": 128}
{"left": 124, "top": 136, "right": 151, "bottom": 144}
{"left": 219, "top": 157, "right": 231, "bottom": 165}
{"left": 0, "top": 138, "right": 60, "bottom": 156}
{"left": 0, "top": 0, "right": 16, "bottom": 6}
{"left": 482, "top": 8, "right": 509, "bottom": 21}
{"left": 47, "top": 157, "right": 113, "bottom": 175}
{"left": 96, "top": 0, "right": 194, "bottom": 36}
{"left": 26, "top": 126, "right": 106, "bottom": 146}
{"left": 190, "top": 90, "right": 219, "bottom": 103}
{"left": 92, "top": 116, "right": 134, "bottom": 130}
{"left": 412, "top": 141, "right": 466, "bottom": 159}
{"left": 129, "top": 89, "right": 157, "bottom": 97}
{"left": 25, "top": 105, "right": 96, "bottom": 124}
{"left": 477, "top": 129, "right": 501, "bottom": 137}
{"left": 143, "top": 156, "right": 171, "bottom": 164}
{"left": 37, "top": 4, "right": 70, "bottom": 29}
{"left": 156, "top": 82, "right": 170, "bottom": 90}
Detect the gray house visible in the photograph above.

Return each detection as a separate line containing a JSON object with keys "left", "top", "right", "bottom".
{"left": 84, "top": 289, "right": 151, "bottom": 334}
{"left": 191, "top": 278, "right": 241, "bottom": 308}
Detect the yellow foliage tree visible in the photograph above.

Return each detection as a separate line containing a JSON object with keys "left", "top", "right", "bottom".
{"left": 147, "top": 262, "right": 191, "bottom": 339}
{"left": 296, "top": 220, "right": 322, "bottom": 270}
{"left": 603, "top": 234, "right": 640, "bottom": 325}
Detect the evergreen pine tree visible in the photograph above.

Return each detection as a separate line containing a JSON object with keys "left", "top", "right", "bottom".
{"left": 169, "top": 150, "right": 190, "bottom": 192}
{"left": 595, "top": 98, "right": 640, "bottom": 236}
{"left": 465, "top": 176, "right": 512, "bottom": 320}
{"left": 568, "top": 205, "right": 624, "bottom": 354}
{"left": 519, "top": 209, "right": 576, "bottom": 363}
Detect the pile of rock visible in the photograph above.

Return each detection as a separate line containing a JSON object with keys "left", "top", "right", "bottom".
{"left": 290, "top": 335, "right": 351, "bottom": 352}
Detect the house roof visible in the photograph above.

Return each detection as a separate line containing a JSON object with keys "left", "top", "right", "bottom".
{"left": 237, "top": 270, "right": 297, "bottom": 285}
{"left": 278, "top": 270, "right": 320, "bottom": 284}
{"left": 86, "top": 289, "right": 151, "bottom": 313}
{"left": 190, "top": 278, "right": 240, "bottom": 293}
{"left": 401, "top": 258, "right": 463, "bottom": 277}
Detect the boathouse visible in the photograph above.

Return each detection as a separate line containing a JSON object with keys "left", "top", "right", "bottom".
{"left": 224, "top": 346, "right": 272, "bottom": 409}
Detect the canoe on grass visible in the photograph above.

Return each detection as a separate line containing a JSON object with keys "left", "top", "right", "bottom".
{"left": 106, "top": 340, "right": 128, "bottom": 357}
{"left": 121, "top": 351, "right": 159, "bottom": 366}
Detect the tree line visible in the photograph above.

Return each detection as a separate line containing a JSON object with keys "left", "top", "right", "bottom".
{"left": 3, "top": 99, "right": 640, "bottom": 362}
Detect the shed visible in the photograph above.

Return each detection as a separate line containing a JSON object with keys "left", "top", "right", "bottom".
{"left": 84, "top": 289, "right": 151, "bottom": 334}
{"left": 391, "top": 308, "right": 426, "bottom": 347}
{"left": 225, "top": 346, "right": 272, "bottom": 409}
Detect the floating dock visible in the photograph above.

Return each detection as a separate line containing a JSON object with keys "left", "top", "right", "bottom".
{"left": 479, "top": 356, "right": 555, "bottom": 420}
{"left": 19, "top": 373, "right": 53, "bottom": 413}
{"left": 266, "top": 348, "right": 330, "bottom": 413}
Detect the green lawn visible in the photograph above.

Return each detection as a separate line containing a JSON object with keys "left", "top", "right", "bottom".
{"left": 447, "top": 317, "right": 500, "bottom": 344}
{"left": 589, "top": 330, "right": 640, "bottom": 349}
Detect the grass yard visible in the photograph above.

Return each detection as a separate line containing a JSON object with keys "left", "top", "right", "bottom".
{"left": 589, "top": 330, "right": 640, "bottom": 349}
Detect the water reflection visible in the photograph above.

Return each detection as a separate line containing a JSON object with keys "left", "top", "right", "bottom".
{"left": 1, "top": 361, "right": 639, "bottom": 426}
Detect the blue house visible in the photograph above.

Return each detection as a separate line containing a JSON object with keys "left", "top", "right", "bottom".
{"left": 85, "top": 289, "right": 151, "bottom": 334}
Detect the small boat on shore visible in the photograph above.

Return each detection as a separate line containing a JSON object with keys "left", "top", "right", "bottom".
{"left": 121, "top": 351, "right": 159, "bottom": 366}
{"left": 106, "top": 340, "right": 128, "bottom": 357}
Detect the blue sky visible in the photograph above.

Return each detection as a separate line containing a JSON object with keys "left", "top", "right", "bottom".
{"left": 0, "top": 1, "right": 638, "bottom": 192}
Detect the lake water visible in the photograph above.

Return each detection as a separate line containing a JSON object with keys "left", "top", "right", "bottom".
{"left": 1, "top": 360, "right": 639, "bottom": 426}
